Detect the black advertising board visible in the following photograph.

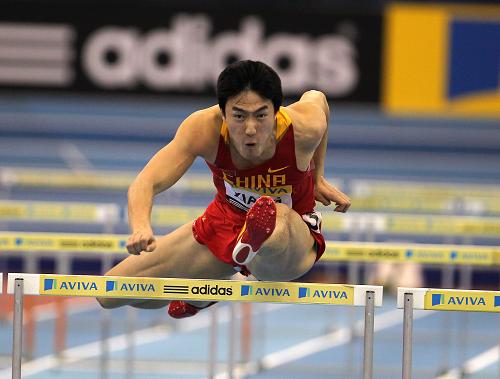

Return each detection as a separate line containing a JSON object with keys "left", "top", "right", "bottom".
{"left": 0, "top": 1, "right": 382, "bottom": 102}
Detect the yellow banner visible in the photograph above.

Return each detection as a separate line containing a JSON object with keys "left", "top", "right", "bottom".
{"left": 322, "top": 243, "right": 499, "bottom": 265}
{"left": 425, "top": 290, "right": 500, "bottom": 312}
{"left": 39, "top": 275, "right": 355, "bottom": 305}
{"left": 384, "top": 215, "right": 500, "bottom": 236}
{"left": 0, "top": 232, "right": 125, "bottom": 253}
{"left": 2, "top": 199, "right": 500, "bottom": 236}
{"left": 4, "top": 169, "right": 134, "bottom": 189}
{"left": 0, "top": 201, "right": 113, "bottom": 223}
{"left": 320, "top": 213, "right": 500, "bottom": 236}
{"left": 152, "top": 206, "right": 204, "bottom": 226}
{"left": 355, "top": 186, "right": 500, "bottom": 199}
{"left": 1, "top": 232, "right": 499, "bottom": 266}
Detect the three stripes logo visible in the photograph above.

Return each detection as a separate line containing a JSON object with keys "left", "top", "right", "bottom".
{"left": 163, "top": 285, "right": 189, "bottom": 295}
{"left": 0, "top": 22, "right": 75, "bottom": 86}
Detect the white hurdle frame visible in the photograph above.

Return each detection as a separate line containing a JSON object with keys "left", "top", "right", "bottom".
{"left": 397, "top": 287, "right": 500, "bottom": 379}
{"left": 8, "top": 273, "right": 382, "bottom": 379}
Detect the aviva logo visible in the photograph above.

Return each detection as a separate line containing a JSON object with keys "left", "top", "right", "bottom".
{"left": 105, "top": 280, "right": 155, "bottom": 292}
{"left": 384, "top": 4, "right": 500, "bottom": 117}
{"left": 43, "top": 278, "right": 98, "bottom": 291}
{"left": 431, "top": 292, "right": 487, "bottom": 308}
{"left": 240, "top": 285, "right": 290, "bottom": 297}
{"left": 298, "top": 287, "right": 348, "bottom": 300}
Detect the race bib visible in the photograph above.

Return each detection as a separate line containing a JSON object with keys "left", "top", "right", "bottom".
{"left": 224, "top": 181, "right": 292, "bottom": 211}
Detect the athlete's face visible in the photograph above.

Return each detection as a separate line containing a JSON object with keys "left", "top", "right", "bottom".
{"left": 223, "top": 90, "right": 276, "bottom": 163}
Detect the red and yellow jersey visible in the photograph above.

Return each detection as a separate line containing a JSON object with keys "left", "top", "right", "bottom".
{"left": 206, "top": 108, "right": 316, "bottom": 215}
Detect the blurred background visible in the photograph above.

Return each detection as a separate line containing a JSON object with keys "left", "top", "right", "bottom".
{"left": 0, "top": 0, "right": 499, "bottom": 378}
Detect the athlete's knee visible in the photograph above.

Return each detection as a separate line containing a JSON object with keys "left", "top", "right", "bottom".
{"left": 271, "top": 203, "right": 293, "bottom": 239}
{"left": 275, "top": 202, "right": 291, "bottom": 219}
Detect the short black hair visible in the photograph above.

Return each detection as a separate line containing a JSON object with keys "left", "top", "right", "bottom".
{"left": 216, "top": 60, "right": 283, "bottom": 115}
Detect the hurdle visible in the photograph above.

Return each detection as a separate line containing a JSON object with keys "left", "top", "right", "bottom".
{"left": 7, "top": 273, "right": 383, "bottom": 379}
{"left": 397, "top": 287, "right": 500, "bottom": 379}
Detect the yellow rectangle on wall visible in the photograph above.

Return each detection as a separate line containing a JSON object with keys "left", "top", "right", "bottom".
{"left": 383, "top": 3, "right": 500, "bottom": 117}
{"left": 384, "top": 4, "right": 449, "bottom": 112}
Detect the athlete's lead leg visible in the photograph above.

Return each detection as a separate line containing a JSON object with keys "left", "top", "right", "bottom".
{"left": 97, "top": 222, "right": 234, "bottom": 309}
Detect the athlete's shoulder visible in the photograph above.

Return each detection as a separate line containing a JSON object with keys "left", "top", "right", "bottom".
{"left": 175, "top": 105, "right": 222, "bottom": 161}
{"left": 284, "top": 91, "right": 328, "bottom": 149}
{"left": 285, "top": 90, "right": 329, "bottom": 123}
{"left": 184, "top": 105, "right": 222, "bottom": 129}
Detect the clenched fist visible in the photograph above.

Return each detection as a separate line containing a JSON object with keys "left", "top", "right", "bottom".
{"left": 314, "top": 175, "right": 351, "bottom": 213}
{"left": 126, "top": 227, "right": 157, "bottom": 255}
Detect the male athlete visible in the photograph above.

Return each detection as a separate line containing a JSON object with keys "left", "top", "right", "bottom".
{"left": 97, "top": 60, "right": 351, "bottom": 317}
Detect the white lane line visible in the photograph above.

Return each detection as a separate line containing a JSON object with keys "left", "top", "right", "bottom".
{"left": 436, "top": 345, "right": 500, "bottom": 379}
{"left": 59, "top": 141, "right": 94, "bottom": 171}
{"left": 0, "top": 324, "right": 173, "bottom": 379}
{"left": 0, "top": 303, "right": 285, "bottom": 378}
{"left": 215, "top": 308, "right": 433, "bottom": 379}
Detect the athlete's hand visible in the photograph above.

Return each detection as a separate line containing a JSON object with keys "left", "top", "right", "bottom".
{"left": 126, "top": 227, "right": 157, "bottom": 255}
{"left": 314, "top": 176, "right": 351, "bottom": 213}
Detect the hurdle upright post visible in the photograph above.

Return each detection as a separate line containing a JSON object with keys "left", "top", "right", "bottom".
{"left": 363, "top": 291, "right": 375, "bottom": 379}
{"left": 347, "top": 255, "right": 360, "bottom": 377}
{"left": 402, "top": 292, "right": 414, "bottom": 379}
{"left": 12, "top": 278, "right": 24, "bottom": 379}
{"left": 440, "top": 248, "right": 454, "bottom": 372}
{"left": 125, "top": 306, "right": 136, "bottom": 379}
{"left": 208, "top": 306, "right": 218, "bottom": 379}
{"left": 100, "top": 257, "right": 114, "bottom": 379}
{"left": 227, "top": 303, "right": 237, "bottom": 379}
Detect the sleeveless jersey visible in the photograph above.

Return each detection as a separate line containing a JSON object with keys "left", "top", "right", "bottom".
{"left": 206, "top": 108, "right": 316, "bottom": 216}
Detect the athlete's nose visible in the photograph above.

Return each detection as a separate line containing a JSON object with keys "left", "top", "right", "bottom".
{"left": 244, "top": 119, "right": 257, "bottom": 136}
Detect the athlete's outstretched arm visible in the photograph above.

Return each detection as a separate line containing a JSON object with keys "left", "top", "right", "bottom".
{"left": 127, "top": 108, "right": 219, "bottom": 254}
{"left": 298, "top": 90, "right": 351, "bottom": 212}
{"left": 298, "top": 90, "right": 329, "bottom": 182}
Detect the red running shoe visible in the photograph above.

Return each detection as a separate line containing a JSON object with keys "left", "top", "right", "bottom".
{"left": 168, "top": 300, "right": 217, "bottom": 319}
{"left": 232, "top": 196, "right": 277, "bottom": 265}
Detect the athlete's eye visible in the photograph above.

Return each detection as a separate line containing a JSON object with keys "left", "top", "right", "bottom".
{"left": 233, "top": 114, "right": 245, "bottom": 121}
{"left": 257, "top": 113, "right": 268, "bottom": 119}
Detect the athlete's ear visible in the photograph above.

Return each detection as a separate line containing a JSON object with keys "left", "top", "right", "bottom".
{"left": 219, "top": 106, "right": 226, "bottom": 122}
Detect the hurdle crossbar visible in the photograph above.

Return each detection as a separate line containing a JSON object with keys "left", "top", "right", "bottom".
{"left": 7, "top": 273, "right": 382, "bottom": 305}
{"left": 397, "top": 287, "right": 500, "bottom": 379}
{"left": 7, "top": 273, "right": 382, "bottom": 379}
{"left": 397, "top": 287, "right": 500, "bottom": 313}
